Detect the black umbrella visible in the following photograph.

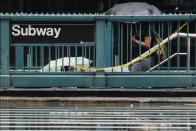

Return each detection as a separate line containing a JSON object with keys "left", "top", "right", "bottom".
{"left": 106, "top": 2, "right": 161, "bottom": 15}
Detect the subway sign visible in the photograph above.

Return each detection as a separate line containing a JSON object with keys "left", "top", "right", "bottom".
{"left": 11, "top": 22, "right": 95, "bottom": 43}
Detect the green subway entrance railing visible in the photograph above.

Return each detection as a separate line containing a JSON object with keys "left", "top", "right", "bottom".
{"left": 0, "top": 13, "right": 196, "bottom": 88}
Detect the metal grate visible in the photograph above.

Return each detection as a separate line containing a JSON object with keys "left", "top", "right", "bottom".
{"left": 0, "top": 108, "right": 196, "bottom": 130}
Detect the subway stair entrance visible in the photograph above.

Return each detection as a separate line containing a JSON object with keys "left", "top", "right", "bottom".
{"left": 0, "top": 104, "right": 196, "bottom": 131}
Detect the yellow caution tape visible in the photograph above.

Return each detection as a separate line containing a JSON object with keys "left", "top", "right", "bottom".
{"left": 76, "top": 21, "right": 189, "bottom": 71}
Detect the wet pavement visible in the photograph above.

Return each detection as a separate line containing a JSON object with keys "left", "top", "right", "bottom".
{"left": 0, "top": 100, "right": 196, "bottom": 130}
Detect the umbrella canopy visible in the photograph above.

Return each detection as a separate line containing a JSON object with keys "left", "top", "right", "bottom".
{"left": 106, "top": 2, "right": 161, "bottom": 15}
{"left": 40, "top": 57, "right": 92, "bottom": 72}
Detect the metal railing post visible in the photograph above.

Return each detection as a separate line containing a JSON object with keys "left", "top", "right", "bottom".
{"left": 187, "top": 37, "right": 191, "bottom": 72}
{"left": 0, "top": 19, "right": 10, "bottom": 87}
{"left": 105, "top": 22, "right": 112, "bottom": 67}
{"left": 96, "top": 20, "right": 105, "bottom": 68}
{"left": 15, "top": 46, "right": 24, "bottom": 70}
{"left": 95, "top": 20, "right": 105, "bottom": 87}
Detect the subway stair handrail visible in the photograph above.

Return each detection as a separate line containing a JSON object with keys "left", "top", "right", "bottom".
{"left": 148, "top": 33, "right": 196, "bottom": 72}
{"left": 148, "top": 53, "right": 187, "bottom": 72}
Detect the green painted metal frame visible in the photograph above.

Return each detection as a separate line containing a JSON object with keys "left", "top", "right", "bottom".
{"left": 10, "top": 72, "right": 95, "bottom": 87}
{"left": 0, "top": 13, "right": 196, "bottom": 88}
{"left": 95, "top": 20, "right": 106, "bottom": 87}
{"left": 0, "top": 19, "right": 10, "bottom": 87}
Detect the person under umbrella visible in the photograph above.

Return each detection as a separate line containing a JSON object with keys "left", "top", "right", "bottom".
{"left": 131, "top": 23, "right": 152, "bottom": 72}
{"left": 106, "top": 2, "right": 162, "bottom": 72}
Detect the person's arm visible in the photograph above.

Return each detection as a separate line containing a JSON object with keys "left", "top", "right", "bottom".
{"left": 132, "top": 35, "right": 151, "bottom": 48}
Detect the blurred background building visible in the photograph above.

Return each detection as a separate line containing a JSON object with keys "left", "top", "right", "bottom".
{"left": 1, "top": 0, "right": 196, "bottom": 14}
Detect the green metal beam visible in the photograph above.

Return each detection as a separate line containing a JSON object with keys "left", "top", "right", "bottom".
{"left": 9, "top": 74, "right": 95, "bottom": 87}
{"left": 0, "top": 13, "right": 195, "bottom": 21}
{"left": 95, "top": 20, "right": 105, "bottom": 87}
{"left": 105, "top": 22, "right": 112, "bottom": 67}
{"left": 106, "top": 74, "right": 193, "bottom": 87}
{"left": 3, "top": 73, "right": 194, "bottom": 87}
{"left": 0, "top": 19, "right": 10, "bottom": 87}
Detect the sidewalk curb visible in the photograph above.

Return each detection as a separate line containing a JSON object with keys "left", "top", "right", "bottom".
{"left": 1, "top": 97, "right": 196, "bottom": 103}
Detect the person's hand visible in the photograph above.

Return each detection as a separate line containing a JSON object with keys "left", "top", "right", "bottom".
{"left": 132, "top": 35, "right": 136, "bottom": 41}
{"left": 131, "top": 35, "right": 150, "bottom": 48}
